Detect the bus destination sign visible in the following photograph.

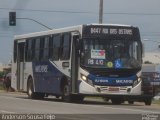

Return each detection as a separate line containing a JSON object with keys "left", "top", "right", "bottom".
{"left": 90, "top": 27, "right": 132, "bottom": 35}
{"left": 83, "top": 25, "right": 134, "bottom": 37}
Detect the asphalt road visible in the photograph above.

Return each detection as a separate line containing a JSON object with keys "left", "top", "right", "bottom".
{"left": 0, "top": 91, "right": 160, "bottom": 120}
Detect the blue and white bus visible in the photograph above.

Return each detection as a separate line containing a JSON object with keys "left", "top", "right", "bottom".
{"left": 11, "top": 24, "right": 152, "bottom": 105}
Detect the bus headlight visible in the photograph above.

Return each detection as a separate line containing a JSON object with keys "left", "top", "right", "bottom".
{"left": 138, "top": 77, "right": 141, "bottom": 82}
{"left": 80, "top": 74, "right": 94, "bottom": 86}
{"left": 81, "top": 74, "right": 87, "bottom": 81}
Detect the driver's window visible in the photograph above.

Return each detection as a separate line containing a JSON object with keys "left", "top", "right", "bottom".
{"left": 112, "top": 40, "right": 124, "bottom": 59}
{"left": 132, "top": 41, "right": 138, "bottom": 60}
{"left": 136, "top": 41, "right": 142, "bottom": 63}
{"left": 129, "top": 41, "right": 142, "bottom": 61}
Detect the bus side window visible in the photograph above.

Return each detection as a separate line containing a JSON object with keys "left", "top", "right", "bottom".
{"left": 43, "top": 36, "right": 50, "bottom": 60}
{"left": 53, "top": 34, "right": 61, "bottom": 60}
{"left": 60, "top": 33, "right": 71, "bottom": 60}
{"left": 25, "top": 40, "right": 28, "bottom": 62}
{"left": 35, "top": 38, "right": 40, "bottom": 61}
{"left": 39, "top": 37, "right": 45, "bottom": 61}
{"left": 13, "top": 40, "right": 17, "bottom": 63}
{"left": 31, "top": 39, "right": 36, "bottom": 60}
{"left": 26, "top": 39, "right": 32, "bottom": 62}
{"left": 49, "top": 36, "right": 53, "bottom": 60}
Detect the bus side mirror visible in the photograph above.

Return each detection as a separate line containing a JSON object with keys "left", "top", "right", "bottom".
{"left": 77, "top": 39, "right": 83, "bottom": 50}
{"left": 81, "top": 52, "right": 84, "bottom": 58}
{"left": 73, "top": 35, "right": 81, "bottom": 50}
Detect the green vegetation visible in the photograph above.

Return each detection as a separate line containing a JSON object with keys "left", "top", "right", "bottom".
{"left": 0, "top": 84, "right": 4, "bottom": 90}
{"left": 0, "top": 71, "right": 5, "bottom": 77}
{"left": 152, "top": 100, "right": 160, "bottom": 105}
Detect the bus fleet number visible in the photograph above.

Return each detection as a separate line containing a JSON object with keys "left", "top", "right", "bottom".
{"left": 88, "top": 59, "right": 104, "bottom": 65}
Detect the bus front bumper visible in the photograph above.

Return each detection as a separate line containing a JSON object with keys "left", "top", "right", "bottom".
{"left": 79, "top": 80, "right": 142, "bottom": 95}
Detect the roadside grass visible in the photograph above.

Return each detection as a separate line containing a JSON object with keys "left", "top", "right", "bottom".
{"left": 0, "top": 83, "right": 5, "bottom": 90}
{"left": 0, "top": 85, "right": 4, "bottom": 90}
{"left": 152, "top": 100, "right": 160, "bottom": 105}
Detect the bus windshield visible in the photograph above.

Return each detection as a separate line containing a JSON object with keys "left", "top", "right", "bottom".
{"left": 80, "top": 38, "right": 142, "bottom": 69}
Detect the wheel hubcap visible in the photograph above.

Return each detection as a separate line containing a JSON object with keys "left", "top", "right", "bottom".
{"left": 28, "top": 85, "right": 32, "bottom": 96}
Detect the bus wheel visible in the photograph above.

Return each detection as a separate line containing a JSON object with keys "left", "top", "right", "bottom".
{"left": 72, "top": 95, "right": 84, "bottom": 103}
{"left": 144, "top": 99, "right": 152, "bottom": 106}
{"left": 27, "top": 78, "right": 36, "bottom": 99}
{"left": 55, "top": 95, "right": 60, "bottom": 99}
{"left": 62, "top": 84, "right": 71, "bottom": 102}
{"left": 37, "top": 93, "right": 45, "bottom": 99}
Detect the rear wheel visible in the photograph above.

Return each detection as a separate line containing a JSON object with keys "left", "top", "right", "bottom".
{"left": 72, "top": 95, "right": 84, "bottom": 103}
{"left": 62, "top": 84, "right": 84, "bottom": 103}
{"left": 144, "top": 99, "right": 152, "bottom": 106}
{"left": 55, "top": 95, "right": 60, "bottom": 99}
{"left": 27, "top": 78, "right": 44, "bottom": 99}
{"left": 27, "top": 78, "right": 35, "bottom": 99}
{"left": 37, "top": 93, "right": 45, "bottom": 99}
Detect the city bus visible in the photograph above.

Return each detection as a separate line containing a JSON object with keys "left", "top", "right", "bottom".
{"left": 11, "top": 24, "right": 152, "bottom": 105}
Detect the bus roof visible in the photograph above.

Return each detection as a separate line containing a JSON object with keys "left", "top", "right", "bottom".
{"left": 14, "top": 25, "right": 83, "bottom": 40}
{"left": 14, "top": 23, "right": 136, "bottom": 40}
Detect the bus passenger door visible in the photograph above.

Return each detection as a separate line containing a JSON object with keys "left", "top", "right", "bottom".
{"left": 71, "top": 34, "right": 79, "bottom": 93}
{"left": 17, "top": 41, "right": 25, "bottom": 91}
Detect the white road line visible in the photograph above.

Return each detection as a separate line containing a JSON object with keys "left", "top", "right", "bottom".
{"left": 0, "top": 110, "right": 15, "bottom": 114}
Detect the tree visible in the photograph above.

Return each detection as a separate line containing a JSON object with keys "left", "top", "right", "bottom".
{"left": 0, "top": 71, "right": 5, "bottom": 77}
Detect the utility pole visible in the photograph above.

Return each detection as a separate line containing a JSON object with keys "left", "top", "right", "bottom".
{"left": 99, "top": 0, "right": 103, "bottom": 24}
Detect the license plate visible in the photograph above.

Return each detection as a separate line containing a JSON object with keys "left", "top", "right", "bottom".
{"left": 108, "top": 87, "right": 119, "bottom": 91}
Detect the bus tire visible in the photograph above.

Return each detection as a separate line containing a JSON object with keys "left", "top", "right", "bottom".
{"left": 55, "top": 95, "right": 60, "bottom": 99}
{"left": 72, "top": 95, "right": 84, "bottom": 103}
{"left": 27, "top": 78, "right": 37, "bottom": 99}
{"left": 37, "top": 93, "right": 45, "bottom": 99}
{"left": 144, "top": 99, "right": 152, "bottom": 106}
{"left": 62, "top": 84, "right": 72, "bottom": 102}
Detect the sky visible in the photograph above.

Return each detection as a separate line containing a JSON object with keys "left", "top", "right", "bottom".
{"left": 0, "top": 0, "right": 160, "bottom": 64}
